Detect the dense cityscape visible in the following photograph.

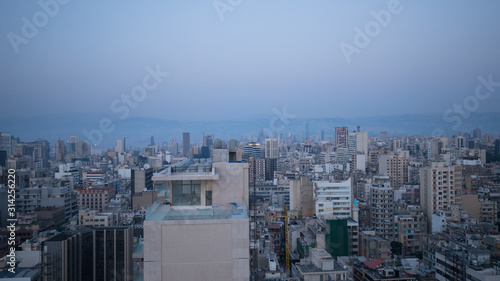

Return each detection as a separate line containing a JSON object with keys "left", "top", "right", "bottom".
{"left": 2, "top": 1, "right": 500, "bottom": 280}
{"left": 1, "top": 128, "right": 500, "bottom": 280}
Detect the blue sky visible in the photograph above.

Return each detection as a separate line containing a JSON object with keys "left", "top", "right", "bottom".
{"left": 1, "top": 0, "right": 500, "bottom": 122}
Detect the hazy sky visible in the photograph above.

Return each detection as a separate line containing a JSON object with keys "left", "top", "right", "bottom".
{"left": 1, "top": 0, "right": 500, "bottom": 122}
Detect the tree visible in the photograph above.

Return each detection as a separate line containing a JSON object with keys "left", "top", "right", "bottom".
{"left": 391, "top": 241, "right": 403, "bottom": 256}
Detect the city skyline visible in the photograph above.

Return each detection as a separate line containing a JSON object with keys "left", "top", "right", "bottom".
{"left": 3, "top": 1, "right": 500, "bottom": 280}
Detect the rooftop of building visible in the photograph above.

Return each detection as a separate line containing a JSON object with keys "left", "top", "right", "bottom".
{"left": 354, "top": 260, "right": 416, "bottom": 280}
{"left": 363, "top": 260, "right": 385, "bottom": 269}
{"left": 295, "top": 262, "right": 346, "bottom": 274}
{"left": 146, "top": 203, "right": 248, "bottom": 221}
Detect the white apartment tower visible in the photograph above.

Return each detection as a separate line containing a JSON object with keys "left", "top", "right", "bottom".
{"left": 313, "top": 178, "right": 352, "bottom": 219}
{"left": 265, "top": 138, "right": 278, "bottom": 159}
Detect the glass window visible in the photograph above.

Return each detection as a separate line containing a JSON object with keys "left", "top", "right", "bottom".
{"left": 205, "top": 190, "right": 212, "bottom": 206}
{"left": 172, "top": 180, "right": 201, "bottom": 206}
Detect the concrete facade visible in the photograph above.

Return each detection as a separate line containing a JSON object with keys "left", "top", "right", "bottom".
{"left": 145, "top": 161, "right": 250, "bottom": 281}
{"left": 144, "top": 212, "right": 249, "bottom": 281}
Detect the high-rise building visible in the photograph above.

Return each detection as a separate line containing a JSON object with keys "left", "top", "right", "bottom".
{"left": 182, "top": 132, "right": 190, "bottom": 157}
{"left": 495, "top": 138, "right": 500, "bottom": 156}
{"left": 370, "top": 182, "right": 394, "bottom": 240}
{"left": 265, "top": 138, "right": 278, "bottom": 159}
{"left": 56, "top": 140, "right": 65, "bottom": 162}
{"left": 393, "top": 210, "right": 427, "bottom": 255}
{"left": 150, "top": 136, "right": 155, "bottom": 146}
{"left": 348, "top": 131, "right": 368, "bottom": 155}
{"left": 427, "top": 139, "right": 442, "bottom": 160}
{"left": 289, "top": 176, "right": 314, "bottom": 216}
{"left": 335, "top": 127, "right": 348, "bottom": 147}
{"left": 243, "top": 142, "right": 261, "bottom": 160}
{"left": 265, "top": 158, "right": 277, "bottom": 181}
{"left": 455, "top": 135, "right": 466, "bottom": 148}
{"left": 168, "top": 142, "right": 178, "bottom": 157}
{"left": 131, "top": 168, "right": 153, "bottom": 194}
{"left": 420, "top": 162, "right": 463, "bottom": 232}
{"left": 313, "top": 178, "right": 352, "bottom": 219}
{"left": 146, "top": 161, "right": 250, "bottom": 281}
{"left": 115, "top": 139, "right": 125, "bottom": 153}
{"left": 131, "top": 168, "right": 154, "bottom": 209}
{"left": 75, "top": 141, "right": 91, "bottom": 158}
{"left": 0, "top": 132, "right": 16, "bottom": 157}
{"left": 378, "top": 154, "right": 409, "bottom": 188}
{"left": 391, "top": 139, "right": 403, "bottom": 151}
{"left": 42, "top": 226, "right": 134, "bottom": 281}
{"left": 203, "top": 133, "right": 213, "bottom": 147}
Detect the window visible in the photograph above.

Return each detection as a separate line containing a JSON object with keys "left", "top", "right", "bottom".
{"left": 205, "top": 190, "right": 212, "bottom": 206}
{"left": 172, "top": 180, "right": 201, "bottom": 206}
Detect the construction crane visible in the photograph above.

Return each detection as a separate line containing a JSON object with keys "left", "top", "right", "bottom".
{"left": 269, "top": 206, "right": 345, "bottom": 276}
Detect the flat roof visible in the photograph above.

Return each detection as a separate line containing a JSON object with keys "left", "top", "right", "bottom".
{"left": 146, "top": 204, "right": 248, "bottom": 221}
{"left": 295, "top": 261, "right": 346, "bottom": 274}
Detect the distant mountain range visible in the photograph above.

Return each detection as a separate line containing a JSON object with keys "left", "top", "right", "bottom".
{"left": 1, "top": 112, "right": 499, "bottom": 148}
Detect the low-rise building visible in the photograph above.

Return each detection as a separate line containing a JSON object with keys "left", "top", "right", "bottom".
{"left": 291, "top": 249, "right": 348, "bottom": 281}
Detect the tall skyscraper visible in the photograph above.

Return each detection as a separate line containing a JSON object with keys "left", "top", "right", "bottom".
{"left": 265, "top": 138, "right": 278, "bottom": 159}
{"left": 150, "top": 136, "right": 155, "bottom": 146}
{"left": 56, "top": 140, "right": 65, "bottom": 162}
{"left": 182, "top": 132, "right": 190, "bottom": 157}
{"left": 305, "top": 122, "right": 310, "bottom": 140}
{"left": 335, "top": 127, "right": 348, "bottom": 147}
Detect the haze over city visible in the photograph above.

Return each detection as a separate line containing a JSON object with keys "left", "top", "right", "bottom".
{"left": 3, "top": 1, "right": 500, "bottom": 281}
{"left": 1, "top": 1, "right": 500, "bottom": 128}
